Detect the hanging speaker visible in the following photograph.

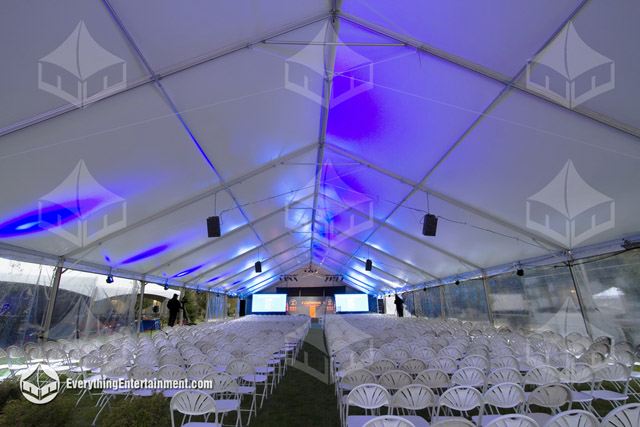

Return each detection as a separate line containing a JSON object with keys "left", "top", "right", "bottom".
{"left": 365, "top": 259, "right": 372, "bottom": 271}
{"left": 254, "top": 261, "right": 262, "bottom": 273}
{"left": 207, "top": 216, "right": 221, "bottom": 237}
{"left": 422, "top": 214, "right": 438, "bottom": 236}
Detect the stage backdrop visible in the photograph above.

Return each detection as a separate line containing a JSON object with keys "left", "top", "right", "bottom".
{"left": 286, "top": 296, "right": 335, "bottom": 317}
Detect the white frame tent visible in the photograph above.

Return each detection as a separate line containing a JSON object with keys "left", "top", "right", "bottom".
{"left": 0, "top": 1, "right": 639, "bottom": 341}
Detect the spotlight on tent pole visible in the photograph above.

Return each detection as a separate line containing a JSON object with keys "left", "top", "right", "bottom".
{"left": 164, "top": 284, "right": 169, "bottom": 291}
{"left": 106, "top": 274, "right": 114, "bottom": 284}
{"left": 455, "top": 279, "right": 460, "bottom": 286}
{"left": 365, "top": 259, "right": 373, "bottom": 271}
{"left": 197, "top": 288, "right": 200, "bottom": 295}
{"left": 254, "top": 261, "right": 262, "bottom": 273}
{"left": 516, "top": 264, "right": 524, "bottom": 276}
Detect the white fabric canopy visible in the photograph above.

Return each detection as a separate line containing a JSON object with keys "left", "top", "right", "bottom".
{"left": 1, "top": 0, "right": 638, "bottom": 296}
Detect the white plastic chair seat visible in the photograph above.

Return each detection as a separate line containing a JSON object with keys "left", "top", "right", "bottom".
{"left": 591, "top": 390, "right": 628, "bottom": 401}
{"left": 162, "top": 388, "right": 186, "bottom": 398}
{"left": 473, "top": 414, "right": 497, "bottom": 426}
{"left": 347, "top": 416, "right": 419, "bottom": 427}
{"left": 180, "top": 422, "right": 221, "bottom": 427}
{"left": 212, "top": 399, "right": 240, "bottom": 413}
{"left": 527, "top": 413, "right": 552, "bottom": 426}
{"left": 9, "top": 364, "right": 29, "bottom": 370}
{"left": 243, "top": 374, "right": 268, "bottom": 383}
{"left": 214, "top": 366, "right": 226, "bottom": 372}
{"left": 571, "top": 391, "right": 593, "bottom": 403}
{"left": 237, "top": 385, "right": 256, "bottom": 394}
{"left": 255, "top": 367, "right": 275, "bottom": 374}
{"left": 133, "top": 389, "right": 154, "bottom": 397}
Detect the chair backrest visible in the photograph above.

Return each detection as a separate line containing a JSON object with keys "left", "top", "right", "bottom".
{"left": 451, "top": 367, "right": 486, "bottom": 387}
{"left": 487, "top": 368, "right": 522, "bottom": 386}
{"left": 429, "top": 417, "right": 475, "bottom": 426}
{"left": 460, "top": 355, "right": 489, "bottom": 371}
{"left": 483, "top": 383, "right": 526, "bottom": 409}
{"left": 559, "top": 363, "right": 594, "bottom": 384}
{"left": 347, "top": 384, "right": 391, "bottom": 410}
{"left": 601, "top": 403, "right": 640, "bottom": 427}
{"left": 341, "top": 369, "right": 377, "bottom": 388}
{"left": 391, "top": 384, "right": 435, "bottom": 411}
{"left": 362, "top": 415, "right": 416, "bottom": 427}
{"left": 594, "top": 362, "right": 630, "bottom": 382}
{"left": 158, "top": 364, "right": 188, "bottom": 381}
{"left": 484, "top": 414, "right": 538, "bottom": 427}
{"left": 524, "top": 365, "right": 560, "bottom": 386}
{"left": 398, "top": 359, "right": 427, "bottom": 376}
{"left": 412, "top": 347, "right": 436, "bottom": 362}
{"left": 130, "top": 365, "right": 156, "bottom": 381}
{"left": 429, "top": 357, "right": 457, "bottom": 373}
{"left": 369, "top": 359, "right": 397, "bottom": 375}
{"left": 202, "top": 372, "right": 239, "bottom": 395}
{"left": 378, "top": 370, "right": 413, "bottom": 391}
{"left": 439, "top": 385, "right": 483, "bottom": 411}
{"left": 527, "top": 383, "right": 572, "bottom": 409}
{"left": 414, "top": 369, "right": 450, "bottom": 388}
{"left": 170, "top": 390, "right": 218, "bottom": 427}
{"left": 212, "top": 352, "right": 235, "bottom": 367}
{"left": 187, "top": 362, "right": 214, "bottom": 380}
{"left": 226, "top": 359, "right": 254, "bottom": 377}
{"left": 542, "top": 409, "right": 599, "bottom": 427}
{"left": 360, "top": 348, "right": 385, "bottom": 365}
{"left": 389, "top": 349, "right": 411, "bottom": 363}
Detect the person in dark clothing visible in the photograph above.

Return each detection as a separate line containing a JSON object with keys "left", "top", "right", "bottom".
{"left": 167, "top": 294, "right": 182, "bottom": 327}
{"left": 394, "top": 294, "right": 404, "bottom": 317}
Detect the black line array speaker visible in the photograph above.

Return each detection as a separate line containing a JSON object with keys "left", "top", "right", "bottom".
{"left": 422, "top": 214, "right": 438, "bottom": 236}
{"left": 207, "top": 216, "right": 221, "bottom": 237}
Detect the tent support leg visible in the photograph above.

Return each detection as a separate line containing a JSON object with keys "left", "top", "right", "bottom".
{"left": 206, "top": 292, "right": 211, "bottom": 322}
{"left": 568, "top": 258, "right": 594, "bottom": 340}
{"left": 440, "top": 285, "right": 446, "bottom": 320}
{"left": 136, "top": 280, "right": 146, "bottom": 336}
{"left": 482, "top": 273, "right": 495, "bottom": 327}
{"left": 41, "top": 257, "right": 64, "bottom": 343}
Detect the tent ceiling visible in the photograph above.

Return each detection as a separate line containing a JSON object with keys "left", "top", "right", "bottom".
{"left": 1, "top": 1, "right": 639, "bottom": 296}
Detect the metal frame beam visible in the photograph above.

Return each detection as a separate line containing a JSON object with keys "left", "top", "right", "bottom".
{"left": 65, "top": 142, "right": 318, "bottom": 259}
{"left": 0, "top": 11, "right": 332, "bottom": 138}
{"left": 318, "top": 192, "right": 482, "bottom": 269}
{"left": 325, "top": 143, "right": 565, "bottom": 251}
{"left": 317, "top": 233, "right": 438, "bottom": 281}
{"left": 205, "top": 238, "right": 311, "bottom": 290}
{"left": 320, "top": 253, "right": 394, "bottom": 293}
{"left": 313, "top": 239, "right": 412, "bottom": 286}
{"left": 337, "top": 10, "right": 640, "bottom": 140}
{"left": 146, "top": 195, "right": 314, "bottom": 275}
{"left": 191, "top": 220, "right": 313, "bottom": 283}
{"left": 228, "top": 255, "right": 307, "bottom": 293}
{"left": 309, "top": 9, "right": 340, "bottom": 268}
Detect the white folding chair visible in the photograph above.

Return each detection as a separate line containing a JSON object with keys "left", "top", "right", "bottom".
{"left": 542, "top": 409, "right": 598, "bottom": 427}
{"left": 601, "top": 403, "right": 640, "bottom": 427}
{"left": 170, "top": 390, "right": 221, "bottom": 427}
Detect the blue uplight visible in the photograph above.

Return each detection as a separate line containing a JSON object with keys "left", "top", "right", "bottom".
{"left": 173, "top": 265, "right": 203, "bottom": 278}
{"left": 120, "top": 245, "right": 169, "bottom": 265}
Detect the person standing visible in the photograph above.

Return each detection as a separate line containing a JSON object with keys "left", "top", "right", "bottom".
{"left": 167, "top": 294, "right": 182, "bottom": 327}
{"left": 394, "top": 294, "right": 404, "bottom": 318}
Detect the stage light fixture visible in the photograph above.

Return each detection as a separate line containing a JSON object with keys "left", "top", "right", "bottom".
{"left": 516, "top": 268, "right": 524, "bottom": 276}
{"left": 197, "top": 289, "right": 200, "bottom": 294}
{"left": 455, "top": 279, "right": 460, "bottom": 286}
{"left": 164, "top": 284, "right": 169, "bottom": 290}
{"left": 106, "top": 275, "right": 114, "bottom": 284}
{"left": 254, "top": 261, "right": 262, "bottom": 273}
{"left": 365, "top": 259, "right": 373, "bottom": 271}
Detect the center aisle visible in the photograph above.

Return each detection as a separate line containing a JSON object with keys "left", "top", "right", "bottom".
{"left": 251, "top": 328, "right": 340, "bottom": 426}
